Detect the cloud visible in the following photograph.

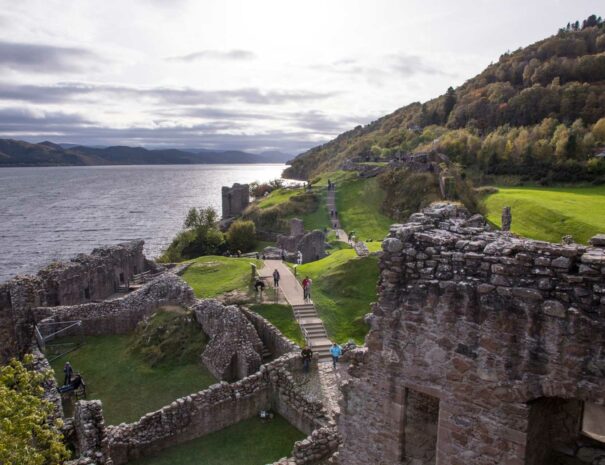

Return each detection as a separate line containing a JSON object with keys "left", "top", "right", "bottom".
{"left": 0, "top": 40, "right": 98, "bottom": 72}
{"left": 388, "top": 53, "right": 449, "bottom": 77}
{"left": 0, "top": 107, "right": 90, "bottom": 127}
{"left": 167, "top": 49, "right": 256, "bottom": 62}
{"left": 0, "top": 82, "right": 334, "bottom": 106}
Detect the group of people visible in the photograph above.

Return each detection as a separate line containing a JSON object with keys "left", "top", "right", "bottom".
{"left": 300, "top": 342, "right": 342, "bottom": 372}
{"left": 327, "top": 179, "right": 336, "bottom": 191}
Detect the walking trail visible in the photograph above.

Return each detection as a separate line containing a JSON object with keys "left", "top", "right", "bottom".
{"left": 327, "top": 187, "right": 349, "bottom": 243}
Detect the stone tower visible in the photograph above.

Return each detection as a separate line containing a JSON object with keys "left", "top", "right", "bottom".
{"left": 221, "top": 183, "right": 250, "bottom": 218}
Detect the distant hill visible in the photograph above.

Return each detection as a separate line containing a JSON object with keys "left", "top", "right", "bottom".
{"left": 0, "top": 139, "right": 290, "bottom": 167}
{"left": 285, "top": 15, "right": 605, "bottom": 184}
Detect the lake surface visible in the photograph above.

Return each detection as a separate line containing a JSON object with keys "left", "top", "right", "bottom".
{"left": 0, "top": 164, "right": 287, "bottom": 283}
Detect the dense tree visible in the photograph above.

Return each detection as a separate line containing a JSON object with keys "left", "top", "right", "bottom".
{"left": 226, "top": 220, "right": 257, "bottom": 253}
{"left": 0, "top": 355, "right": 70, "bottom": 465}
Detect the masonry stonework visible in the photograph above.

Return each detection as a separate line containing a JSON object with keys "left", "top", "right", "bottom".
{"left": 337, "top": 202, "right": 605, "bottom": 465}
{"left": 222, "top": 183, "right": 250, "bottom": 218}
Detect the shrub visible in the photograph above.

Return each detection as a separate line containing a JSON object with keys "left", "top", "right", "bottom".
{"left": 226, "top": 220, "right": 257, "bottom": 253}
{"left": 0, "top": 355, "right": 70, "bottom": 465}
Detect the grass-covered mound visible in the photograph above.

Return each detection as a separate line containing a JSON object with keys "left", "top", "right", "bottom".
{"left": 129, "top": 307, "right": 207, "bottom": 367}
{"left": 181, "top": 256, "right": 262, "bottom": 298}
{"left": 296, "top": 249, "right": 380, "bottom": 344}
{"left": 249, "top": 304, "right": 304, "bottom": 347}
{"left": 484, "top": 185, "right": 605, "bottom": 244}
{"left": 131, "top": 414, "right": 305, "bottom": 465}
{"left": 50, "top": 332, "right": 216, "bottom": 425}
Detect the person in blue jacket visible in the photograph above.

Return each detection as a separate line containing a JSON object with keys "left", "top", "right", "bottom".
{"left": 330, "top": 342, "right": 342, "bottom": 369}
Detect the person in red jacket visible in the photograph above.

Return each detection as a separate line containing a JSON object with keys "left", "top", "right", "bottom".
{"left": 302, "top": 276, "right": 312, "bottom": 302}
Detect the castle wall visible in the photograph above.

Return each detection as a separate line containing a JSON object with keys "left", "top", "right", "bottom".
{"left": 0, "top": 240, "right": 150, "bottom": 362}
{"left": 338, "top": 203, "right": 605, "bottom": 465}
{"left": 241, "top": 306, "right": 300, "bottom": 357}
{"left": 222, "top": 183, "right": 250, "bottom": 218}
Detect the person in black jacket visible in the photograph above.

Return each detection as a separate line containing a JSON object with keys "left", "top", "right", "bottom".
{"left": 301, "top": 346, "right": 313, "bottom": 373}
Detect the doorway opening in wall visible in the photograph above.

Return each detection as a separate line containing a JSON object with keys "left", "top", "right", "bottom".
{"left": 402, "top": 388, "right": 439, "bottom": 465}
{"left": 35, "top": 320, "right": 84, "bottom": 363}
{"left": 526, "top": 397, "right": 605, "bottom": 465}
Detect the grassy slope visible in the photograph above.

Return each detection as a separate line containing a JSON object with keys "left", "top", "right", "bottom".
{"left": 484, "top": 185, "right": 605, "bottom": 244}
{"left": 50, "top": 335, "right": 216, "bottom": 425}
{"left": 131, "top": 414, "right": 305, "bottom": 465}
{"left": 249, "top": 304, "right": 304, "bottom": 347}
{"left": 296, "top": 249, "right": 380, "bottom": 344}
{"left": 182, "top": 256, "right": 262, "bottom": 298}
{"left": 257, "top": 187, "right": 302, "bottom": 209}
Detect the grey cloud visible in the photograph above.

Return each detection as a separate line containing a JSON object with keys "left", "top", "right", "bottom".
{"left": 389, "top": 54, "right": 448, "bottom": 77}
{"left": 0, "top": 41, "right": 98, "bottom": 72}
{"left": 167, "top": 49, "right": 256, "bottom": 62}
{"left": 0, "top": 82, "right": 334, "bottom": 105}
{"left": 0, "top": 107, "right": 90, "bottom": 126}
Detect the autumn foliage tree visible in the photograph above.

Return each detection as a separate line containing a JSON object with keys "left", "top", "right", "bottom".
{"left": 0, "top": 355, "right": 70, "bottom": 465}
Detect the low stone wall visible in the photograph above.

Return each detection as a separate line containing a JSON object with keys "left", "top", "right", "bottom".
{"left": 241, "top": 306, "right": 299, "bottom": 357}
{"left": 193, "top": 299, "right": 263, "bottom": 381}
{"left": 272, "top": 426, "right": 341, "bottom": 465}
{"left": 32, "top": 347, "right": 63, "bottom": 419}
{"left": 65, "top": 401, "right": 113, "bottom": 465}
{"left": 34, "top": 273, "right": 194, "bottom": 336}
{"left": 105, "top": 353, "right": 327, "bottom": 465}
{"left": 108, "top": 371, "right": 271, "bottom": 465}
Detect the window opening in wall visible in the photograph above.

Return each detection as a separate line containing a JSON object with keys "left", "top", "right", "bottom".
{"left": 119, "top": 272, "right": 125, "bottom": 284}
{"left": 582, "top": 402, "right": 605, "bottom": 443}
{"left": 84, "top": 287, "right": 90, "bottom": 300}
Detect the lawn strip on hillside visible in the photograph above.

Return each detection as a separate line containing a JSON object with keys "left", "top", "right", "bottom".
{"left": 181, "top": 256, "right": 262, "bottom": 298}
{"left": 484, "top": 185, "right": 605, "bottom": 244}
{"left": 296, "top": 249, "right": 379, "bottom": 344}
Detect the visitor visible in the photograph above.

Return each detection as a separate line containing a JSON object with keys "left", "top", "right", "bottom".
{"left": 296, "top": 250, "right": 303, "bottom": 265}
{"left": 254, "top": 278, "right": 265, "bottom": 295}
{"left": 281, "top": 249, "right": 286, "bottom": 261}
{"left": 301, "top": 346, "right": 313, "bottom": 373}
{"left": 273, "top": 269, "right": 280, "bottom": 287}
{"left": 302, "top": 276, "right": 312, "bottom": 302}
{"left": 63, "top": 361, "right": 73, "bottom": 385}
{"left": 335, "top": 210, "right": 338, "bottom": 218}
{"left": 255, "top": 252, "right": 260, "bottom": 259}
{"left": 59, "top": 373, "right": 83, "bottom": 394}
{"left": 330, "top": 343, "right": 342, "bottom": 369}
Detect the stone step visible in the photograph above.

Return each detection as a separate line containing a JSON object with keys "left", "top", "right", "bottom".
{"left": 293, "top": 305, "right": 316, "bottom": 311}
{"left": 305, "top": 329, "right": 328, "bottom": 337}
{"left": 301, "top": 322, "right": 325, "bottom": 329}
{"left": 294, "top": 309, "right": 317, "bottom": 315}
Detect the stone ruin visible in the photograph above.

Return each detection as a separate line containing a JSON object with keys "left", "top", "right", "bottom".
{"left": 337, "top": 202, "right": 605, "bottom": 465}
{"left": 222, "top": 183, "right": 250, "bottom": 218}
{"left": 0, "top": 240, "right": 155, "bottom": 362}
{"left": 0, "top": 239, "right": 339, "bottom": 465}
{"left": 276, "top": 218, "right": 327, "bottom": 264}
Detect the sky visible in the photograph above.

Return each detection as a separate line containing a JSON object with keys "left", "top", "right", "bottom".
{"left": 0, "top": 0, "right": 601, "bottom": 155}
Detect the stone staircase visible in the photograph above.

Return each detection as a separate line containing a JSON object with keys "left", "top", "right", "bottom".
{"left": 293, "top": 303, "right": 332, "bottom": 361}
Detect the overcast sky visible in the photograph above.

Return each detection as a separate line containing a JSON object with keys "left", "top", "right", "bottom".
{"left": 0, "top": 0, "right": 601, "bottom": 154}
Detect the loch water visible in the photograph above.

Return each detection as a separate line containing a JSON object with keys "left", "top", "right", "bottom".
{"left": 0, "top": 164, "right": 287, "bottom": 282}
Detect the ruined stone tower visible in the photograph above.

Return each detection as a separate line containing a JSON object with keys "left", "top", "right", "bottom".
{"left": 337, "top": 203, "right": 605, "bottom": 465}
{"left": 221, "top": 183, "right": 250, "bottom": 218}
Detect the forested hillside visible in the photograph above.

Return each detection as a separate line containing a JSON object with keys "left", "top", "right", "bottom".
{"left": 285, "top": 15, "right": 605, "bottom": 184}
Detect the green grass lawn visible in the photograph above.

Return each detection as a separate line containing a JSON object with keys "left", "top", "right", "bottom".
{"left": 131, "top": 414, "right": 305, "bottom": 465}
{"left": 299, "top": 186, "right": 329, "bottom": 231}
{"left": 49, "top": 334, "right": 216, "bottom": 425}
{"left": 296, "top": 249, "right": 380, "bottom": 344}
{"left": 249, "top": 304, "right": 304, "bottom": 347}
{"left": 182, "top": 256, "right": 262, "bottom": 298}
{"left": 484, "top": 185, "right": 605, "bottom": 244}
{"left": 257, "top": 187, "right": 302, "bottom": 209}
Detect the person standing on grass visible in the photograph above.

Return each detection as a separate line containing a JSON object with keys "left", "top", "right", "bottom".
{"left": 330, "top": 343, "right": 342, "bottom": 369}
{"left": 63, "top": 361, "right": 73, "bottom": 385}
{"left": 301, "top": 346, "right": 313, "bottom": 373}
{"left": 296, "top": 250, "right": 303, "bottom": 265}
{"left": 273, "top": 269, "right": 280, "bottom": 288}
{"left": 302, "top": 276, "right": 312, "bottom": 302}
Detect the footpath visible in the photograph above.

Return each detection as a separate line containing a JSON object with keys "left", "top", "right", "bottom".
{"left": 326, "top": 187, "right": 348, "bottom": 242}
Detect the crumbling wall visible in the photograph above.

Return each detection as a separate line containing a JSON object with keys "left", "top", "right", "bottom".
{"left": 222, "top": 183, "right": 250, "bottom": 218}
{"left": 0, "top": 240, "right": 151, "bottom": 362}
{"left": 241, "top": 306, "right": 300, "bottom": 357}
{"left": 105, "top": 353, "right": 329, "bottom": 465}
{"left": 65, "top": 400, "right": 113, "bottom": 465}
{"left": 338, "top": 202, "right": 605, "bottom": 465}
{"left": 35, "top": 273, "right": 194, "bottom": 336}
{"left": 193, "top": 299, "right": 263, "bottom": 381}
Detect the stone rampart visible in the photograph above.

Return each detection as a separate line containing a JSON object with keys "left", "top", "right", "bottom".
{"left": 338, "top": 202, "right": 605, "bottom": 465}
{"left": 35, "top": 273, "right": 194, "bottom": 336}
{"left": 0, "top": 240, "right": 151, "bottom": 361}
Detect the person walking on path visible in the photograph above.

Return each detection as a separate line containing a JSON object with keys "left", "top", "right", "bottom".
{"left": 273, "top": 269, "right": 280, "bottom": 288}
{"left": 330, "top": 343, "right": 342, "bottom": 369}
{"left": 301, "top": 346, "right": 313, "bottom": 373}
{"left": 63, "top": 361, "right": 73, "bottom": 385}
{"left": 302, "top": 276, "right": 312, "bottom": 302}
